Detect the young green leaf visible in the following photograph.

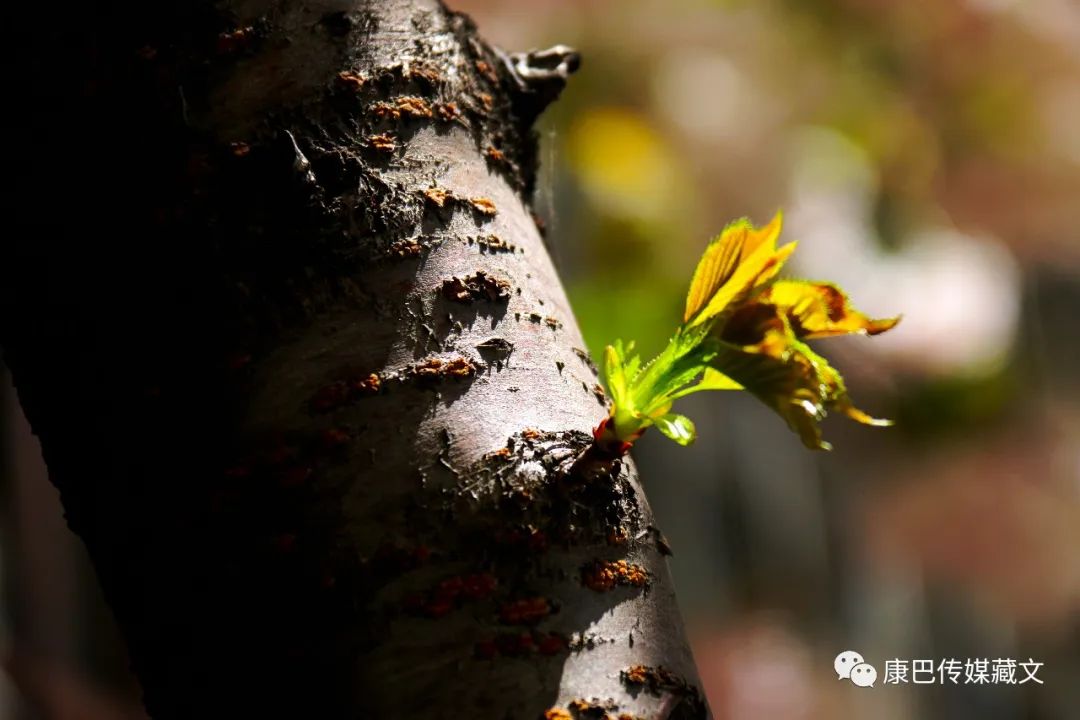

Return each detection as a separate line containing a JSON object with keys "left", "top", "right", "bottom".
{"left": 655, "top": 414, "right": 696, "bottom": 445}
{"left": 598, "top": 212, "right": 899, "bottom": 454}
{"left": 668, "top": 367, "right": 742, "bottom": 401}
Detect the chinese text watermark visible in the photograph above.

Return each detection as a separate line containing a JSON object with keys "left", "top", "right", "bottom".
{"left": 835, "top": 651, "right": 1044, "bottom": 688}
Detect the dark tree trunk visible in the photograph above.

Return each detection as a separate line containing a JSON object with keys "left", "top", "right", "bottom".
{"left": 1, "top": 1, "right": 708, "bottom": 718}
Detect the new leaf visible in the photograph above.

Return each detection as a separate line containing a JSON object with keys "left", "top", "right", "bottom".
{"left": 599, "top": 212, "right": 899, "bottom": 453}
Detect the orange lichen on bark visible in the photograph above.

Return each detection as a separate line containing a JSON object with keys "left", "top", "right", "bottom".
{"left": 336, "top": 70, "right": 365, "bottom": 90}
{"left": 496, "top": 631, "right": 535, "bottom": 656}
{"left": 497, "top": 525, "right": 548, "bottom": 553}
{"left": 606, "top": 527, "right": 629, "bottom": 547}
{"left": 354, "top": 373, "right": 381, "bottom": 394}
{"left": 581, "top": 560, "right": 648, "bottom": 592}
{"left": 373, "top": 96, "right": 433, "bottom": 120}
{"left": 468, "top": 197, "right": 498, "bottom": 217}
{"left": 369, "top": 134, "right": 396, "bottom": 152}
{"left": 406, "top": 64, "right": 442, "bottom": 86}
{"left": 536, "top": 632, "right": 568, "bottom": 655}
{"left": 387, "top": 238, "right": 424, "bottom": 258}
{"left": 405, "top": 573, "right": 494, "bottom": 619}
{"left": 475, "top": 59, "right": 498, "bottom": 82}
{"left": 217, "top": 26, "right": 255, "bottom": 54}
{"left": 423, "top": 187, "right": 453, "bottom": 208}
{"left": 371, "top": 102, "right": 398, "bottom": 119}
{"left": 498, "top": 597, "right": 552, "bottom": 625}
{"left": 395, "top": 96, "right": 433, "bottom": 118}
{"left": 310, "top": 372, "right": 381, "bottom": 412}
{"left": 620, "top": 664, "right": 699, "bottom": 701}
{"left": 435, "top": 101, "right": 461, "bottom": 122}
{"left": 543, "top": 709, "right": 572, "bottom": 720}
{"left": 461, "top": 572, "right": 498, "bottom": 600}
{"left": 476, "top": 630, "right": 567, "bottom": 660}
{"left": 410, "top": 356, "right": 476, "bottom": 381}
{"left": 568, "top": 698, "right": 636, "bottom": 719}
{"left": 477, "top": 234, "right": 516, "bottom": 253}
{"left": 440, "top": 271, "right": 511, "bottom": 303}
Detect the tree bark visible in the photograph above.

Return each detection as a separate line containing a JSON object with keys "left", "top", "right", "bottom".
{"left": 1, "top": 1, "right": 709, "bottom": 718}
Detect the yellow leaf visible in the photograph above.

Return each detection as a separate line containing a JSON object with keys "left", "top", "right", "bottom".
{"left": 687, "top": 241, "right": 795, "bottom": 330}
{"left": 742, "top": 210, "right": 784, "bottom": 261}
{"left": 714, "top": 303, "right": 888, "bottom": 450}
{"left": 763, "top": 280, "right": 901, "bottom": 339}
{"left": 835, "top": 398, "right": 893, "bottom": 427}
{"left": 684, "top": 212, "right": 785, "bottom": 324}
{"left": 684, "top": 224, "right": 746, "bottom": 322}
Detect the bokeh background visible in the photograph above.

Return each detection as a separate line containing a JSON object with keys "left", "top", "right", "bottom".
{"left": 3, "top": 0, "right": 1079, "bottom": 718}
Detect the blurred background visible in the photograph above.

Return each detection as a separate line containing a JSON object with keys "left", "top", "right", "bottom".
{"left": 2, "top": 0, "right": 1078, "bottom": 718}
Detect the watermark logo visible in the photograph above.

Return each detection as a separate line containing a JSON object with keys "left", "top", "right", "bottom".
{"left": 851, "top": 662, "right": 878, "bottom": 687}
{"left": 835, "top": 651, "right": 877, "bottom": 688}
{"left": 836, "top": 652, "right": 1045, "bottom": 688}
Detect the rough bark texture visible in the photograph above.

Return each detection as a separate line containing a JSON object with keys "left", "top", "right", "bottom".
{"left": 1, "top": 1, "right": 708, "bottom": 718}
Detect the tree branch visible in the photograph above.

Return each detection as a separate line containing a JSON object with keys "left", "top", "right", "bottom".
{"left": 1, "top": 1, "right": 709, "bottom": 717}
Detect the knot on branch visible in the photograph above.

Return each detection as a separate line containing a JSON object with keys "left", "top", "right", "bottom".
{"left": 498, "top": 44, "right": 581, "bottom": 126}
